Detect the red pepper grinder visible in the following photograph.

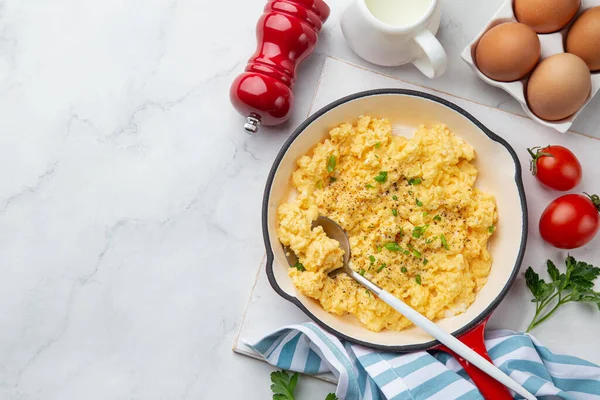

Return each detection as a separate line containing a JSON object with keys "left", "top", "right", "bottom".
{"left": 230, "top": 0, "right": 330, "bottom": 134}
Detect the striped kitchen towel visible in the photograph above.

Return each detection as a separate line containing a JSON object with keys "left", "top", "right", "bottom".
{"left": 248, "top": 323, "right": 600, "bottom": 399}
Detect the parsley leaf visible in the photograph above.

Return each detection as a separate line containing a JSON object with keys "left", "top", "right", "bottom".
{"left": 292, "top": 262, "right": 305, "bottom": 272}
{"left": 408, "top": 177, "right": 422, "bottom": 185}
{"left": 384, "top": 242, "right": 401, "bottom": 252}
{"left": 327, "top": 155, "right": 336, "bottom": 173}
{"left": 374, "top": 171, "right": 388, "bottom": 183}
{"left": 270, "top": 370, "right": 298, "bottom": 400}
{"left": 525, "top": 255, "right": 600, "bottom": 332}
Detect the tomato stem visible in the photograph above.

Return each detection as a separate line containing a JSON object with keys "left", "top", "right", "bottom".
{"left": 584, "top": 193, "right": 600, "bottom": 212}
{"left": 527, "top": 146, "right": 554, "bottom": 176}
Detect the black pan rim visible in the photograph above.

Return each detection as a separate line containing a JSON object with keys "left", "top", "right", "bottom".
{"left": 261, "top": 88, "right": 528, "bottom": 352}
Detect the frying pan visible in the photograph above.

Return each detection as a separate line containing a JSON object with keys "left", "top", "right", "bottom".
{"left": 262, "top": 89, "right": 528, "bottom": 399}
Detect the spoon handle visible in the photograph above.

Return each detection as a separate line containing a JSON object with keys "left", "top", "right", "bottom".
{"left": 376, "top": 290, "right": 536, "bottom": 400}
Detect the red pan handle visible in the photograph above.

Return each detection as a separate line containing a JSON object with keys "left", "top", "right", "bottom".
{"left": 436, "top": 317, "right": 512, "bottom": 400}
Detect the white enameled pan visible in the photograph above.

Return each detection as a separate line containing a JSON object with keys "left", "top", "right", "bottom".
{"left": 261, "top": 90, "right": 528, "bottom": 398}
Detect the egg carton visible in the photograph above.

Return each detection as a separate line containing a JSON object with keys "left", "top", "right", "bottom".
{"left": 461, "top": 0, "right": 600, "bottom": 133}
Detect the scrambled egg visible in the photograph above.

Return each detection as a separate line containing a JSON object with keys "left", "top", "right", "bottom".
{"left": 277, "top": 116, "right": 497, "bottom": 332}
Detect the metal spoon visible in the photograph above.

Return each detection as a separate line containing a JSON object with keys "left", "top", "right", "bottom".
{"left": 285, "top": 216, "right": 536, "bottom": 400}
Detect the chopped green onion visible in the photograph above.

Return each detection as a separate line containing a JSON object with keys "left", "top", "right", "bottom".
{"left": 369, "top": 255, "right": 376, "bottom": 264}
{"left": 408, "top": 190, "right": 414, "bottom": 196}
{"left": 330, "top": 177, "right": 337, "bottom": 183}
{"left": 384, "top": 242, "right": 401, "bottom": 251}
{"left": 366, "top": 289, "right": 371, "bottom": 296}
{"left": 375, "top": 142, "right": 381, "bottom": 148}
{"left": 377, "top": 263, "right": 387, "bottom": 273}
{"left": 392, "top": 209, "right": 398, "bottom": 216}
{"left": 440, "top": 234, "right": 449, "bottom": 250}
{"left": 366, "top": 184, "right": 375, "bottom": 189}
{"left": 377, "top": 245, "right": 382, "bottom": 253}
{"left": 415, "top": 275, "right": 422, "bottom": 285}
{"left": 359, "top": 269, "right": 365, "bottom": 276}
{"left": 489, "top": 225, "right": 495, "bottom": 233}
{"left": 374, "top": 171, "right": 388, "bottom": 183}
{"left": 412, "top": 225, "right": 429, "bottom": 238}
{"left": 416, "top": 198, "right": 423, "bottom": 207}
{"left": 403, "top": 250, "right": 410, "bottom": 255}
{"left": 407, "top": 244, "right": 422, "bottom": 258}
{"left": 293, "top": 262, "right": 305, "bottom": 272}
{"left": 327, "top": 155, "right": 336, "bottom": 173}
{"left": 422, "top": 212, "right": 428, "bottom": 217}
{"left": 433, "top": 215, "right": 442, "bottom": 222}
{"left": 408, "top": 177, "right": 422, "bottom": 185}
{"left": 392, "top": 195, "right": 398, "bottom": 201}
{"left": 316, "top": 181, "right": 323, "bottom": 189}
{"left": 401, "top": 267, "right": 408, "bottom": 273}
{"left": 423, "top": 258, "right": 428, "bottom": 265}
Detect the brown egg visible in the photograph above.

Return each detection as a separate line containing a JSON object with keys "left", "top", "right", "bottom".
{"left": 475, "top": 23, "right": 541, "bottom": 82}
{"left": 567, "top": 7, "right": 600, "bottom": 71}
{"left": 515, "top": 0, "right": 580, "bottom": 33}
{"left": 527, "top": 54, "right": 591, "bottom": 121}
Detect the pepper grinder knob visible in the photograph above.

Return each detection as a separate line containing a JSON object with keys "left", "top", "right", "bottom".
{"left": 244, "top": 115, "right": 261, "bottom": 135}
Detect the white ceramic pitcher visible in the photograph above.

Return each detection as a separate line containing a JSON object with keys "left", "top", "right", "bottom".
{"left": 341, "top": 0, "right": 448, "bottom": 78}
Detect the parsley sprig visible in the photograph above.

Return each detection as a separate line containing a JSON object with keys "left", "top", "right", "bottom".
{"left": 271, "top": 370, "right": 298, "bottom": 399}
{"left": 270, "top": 370, "right": 338, "bottom": 400}
{"left": 525, "top": 255, "right": 600, "bottom": 332}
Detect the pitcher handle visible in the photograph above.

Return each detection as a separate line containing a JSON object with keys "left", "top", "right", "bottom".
{"left": 412, "top": 29, "right": 448, "bottom": 79}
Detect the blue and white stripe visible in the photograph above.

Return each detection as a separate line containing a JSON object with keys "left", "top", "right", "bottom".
{"left": 248, "top": 323, "right": 600, "bottom": 400}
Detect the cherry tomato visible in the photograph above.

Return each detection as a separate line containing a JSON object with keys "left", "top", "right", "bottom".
{"left": 528, "top": 145, "right": 582, "bottom": 191}
{"left": 539, "top": 193, "right": 600, "bottom": 249}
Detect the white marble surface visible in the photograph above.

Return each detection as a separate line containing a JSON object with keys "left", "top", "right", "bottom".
{"left": 0, "top": 0, "right": 599, "bottom": 399}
